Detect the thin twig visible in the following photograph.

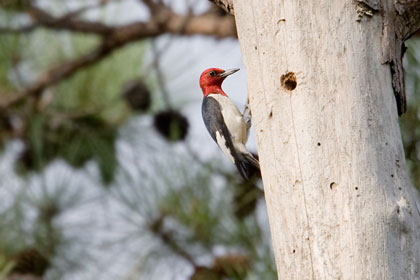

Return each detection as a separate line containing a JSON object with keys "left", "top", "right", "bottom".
{"left": 27, "top": 4, "right": 113, "bottom": 35}
{"left": 0, "top": 1, "right": 121, "bottom": 34}
{"left": 148, "top": 215, "right": 197, "bottom": 266}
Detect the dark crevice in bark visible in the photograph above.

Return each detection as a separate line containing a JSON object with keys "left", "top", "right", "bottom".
{"left": 379, "top": 0, "right": 420, "bottom": 115}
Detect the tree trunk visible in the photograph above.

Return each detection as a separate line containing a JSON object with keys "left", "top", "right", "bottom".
{"left": 232, "top": 0, "right": 420, "bottom": 278}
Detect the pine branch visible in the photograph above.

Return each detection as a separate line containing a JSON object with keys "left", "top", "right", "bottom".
{"left": 27, "top": 4, "right": 113, "bottom": 35}
{"left": 148, "top": 215, "right": 197, "bottom": 267}
{"left": 0, "top": 4, "right": 236, "bottom": 110}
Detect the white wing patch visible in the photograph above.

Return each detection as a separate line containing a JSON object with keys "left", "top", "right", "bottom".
{"left": 215, "top": 131, "right": 235, "bottom": 163}
{"left": 243, "top": 101, "right": 251, "bottom": 139}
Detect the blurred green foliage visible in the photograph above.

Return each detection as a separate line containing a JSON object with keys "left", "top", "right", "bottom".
{"left": 0, "top": 255, "right": 14, "bottom": 278}
{"left": 113, "top": 148, "right": 275, "bottom": 279}
{"left": 20, "top": 113, "right": 117, "bottom": 183}
{"left": 0, "top": 34, "right": 21, "bottom": 92}
{"left": 0, "top": 27, "right": 147, "bottom": 183}
{"left": 52, "top": 38, "right": 145, "bottom": 123}
{"left": 1, "top": 0, "right": 30, "bottom": 12}
{"left": 400, "top": 38, "right": 420, "bottom": 189}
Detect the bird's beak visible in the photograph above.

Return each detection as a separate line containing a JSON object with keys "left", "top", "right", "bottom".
{"left": 219, "top": 68, "right": 239, "bottom": 78}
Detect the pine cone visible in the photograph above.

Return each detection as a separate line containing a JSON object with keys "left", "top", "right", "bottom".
{"left": 122, "top": 79, "right": 151, "bottom": 112}
{"left": 153, "top": 110, "right": 189, "bottom": 142}
{"left": 11, "top": 248, "right": 49, "bottom": 277}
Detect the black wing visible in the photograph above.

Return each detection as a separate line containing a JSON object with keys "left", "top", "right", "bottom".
{"left": 202, "top": 96, "right": 253, "bottom": 179}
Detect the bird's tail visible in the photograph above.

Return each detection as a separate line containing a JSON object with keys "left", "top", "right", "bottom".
{"left": 235, "top": 153, "right": 261, "bottom": 180}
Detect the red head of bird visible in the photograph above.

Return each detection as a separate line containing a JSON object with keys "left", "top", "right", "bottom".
{"left": 199, "top": 68, "right": 239, "bottom": 97}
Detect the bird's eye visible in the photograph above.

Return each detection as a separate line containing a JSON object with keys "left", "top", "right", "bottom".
{"left": 209, "top": 71, "right": 216, "bottom": 77}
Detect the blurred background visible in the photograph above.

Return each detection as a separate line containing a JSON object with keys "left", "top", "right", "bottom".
{"left": 0, "top": 0, "right": 418, "bottom": 279}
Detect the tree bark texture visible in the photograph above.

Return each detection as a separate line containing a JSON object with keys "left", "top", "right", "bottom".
{"left": 232, "top": 0, "right": 420, "bottom": 278}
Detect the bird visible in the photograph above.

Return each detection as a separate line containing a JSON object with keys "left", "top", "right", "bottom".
{"left": 199, "top": 67, "right": 260, "bottom": 180}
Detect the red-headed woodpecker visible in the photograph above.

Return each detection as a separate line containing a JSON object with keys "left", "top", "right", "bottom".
{"left": 199, "top": 68, "right": 260, "bottom": 179}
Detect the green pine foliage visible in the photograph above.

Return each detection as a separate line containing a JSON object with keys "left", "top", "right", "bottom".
{"left": 112, "top": 141, "right": 276, "bottom": 279}
{"left": 2, "top": 27, "right": 147, "bottom": 183}
{"left": 51, "top": 38, "right": 145, "bottom": 123}
{"left": 1, "top": 0, "right": 30, "bottom": 12}
{"left": 0, "top": 33, "right": 21, "bottom": 92}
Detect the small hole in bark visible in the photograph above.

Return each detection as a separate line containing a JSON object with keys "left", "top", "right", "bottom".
{"left": 391, "top": 174, "right": 394, "bottom": 178}
{"left": 329, "top": 182, "right": 336, "bottom": 190}
{"left": 355, "top": 187, "right": 358, "bottom": 191}
{"left": 269, "top": 111, "right": 273, "bottom": 118}
{"left": 317, "top": 142, "right": 321, "bottom": 146}
{"left": 281, "top": 72, "right": 297, "bottom": 91}
{"left": 292, "top": 249, "right": 296, "bottom": 253}
{"left": 255, "top": 46, "right": 258, "bottom": 50}
{"left": 399, "top": 187, "right": 402, "bottom": 190}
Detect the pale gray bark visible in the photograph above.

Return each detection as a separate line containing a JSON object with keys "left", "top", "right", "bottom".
{"left": 231, "top": 0, "right": 420, "bottom": 278}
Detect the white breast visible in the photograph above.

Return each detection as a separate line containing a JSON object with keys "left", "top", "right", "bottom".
{"left": 208, "top": 94, "right": 247, "bottom": 145}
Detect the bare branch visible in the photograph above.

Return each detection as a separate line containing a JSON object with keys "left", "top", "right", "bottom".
{"left": 142, "top": 0, "right": 165, "bottom": 15}
{"left": 148, "top": 215, "right": 197, "bottom": 266}
{"left": 0, "top": 11, "right": 236, "bottom": 109}
{"left": 60, "top": 0, "right": 121, "bottom": 20}
{"left": 0, "top": 1, "right": 122, "bottom": 35}
{"left": 28, "top": 5, "right": 113, "bottom": 35}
